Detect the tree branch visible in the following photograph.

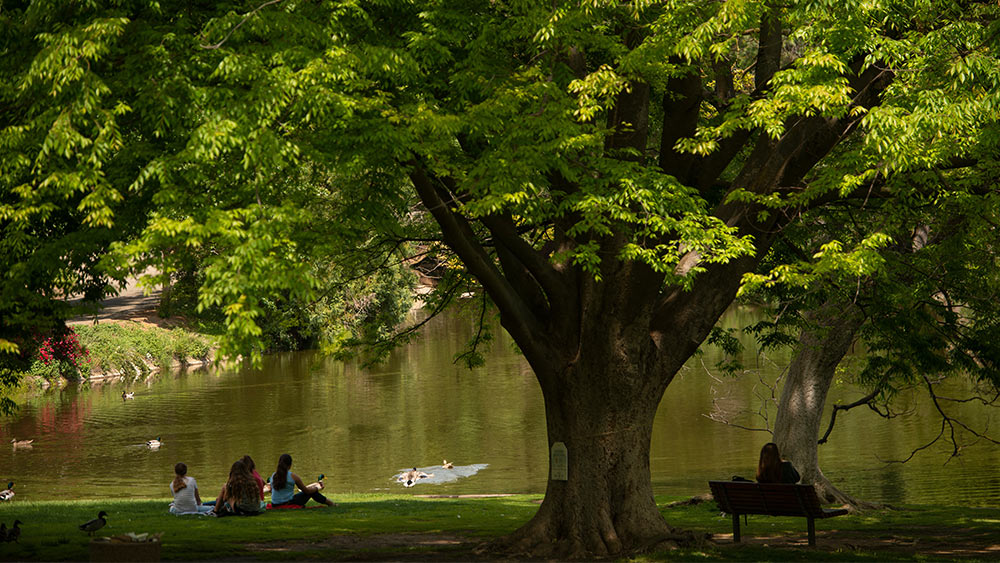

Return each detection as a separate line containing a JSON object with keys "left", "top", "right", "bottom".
{"left": 755, "top": 2, "right": 783, "bottom": 91}
{"left": 200, "top": 0, "right": 283, "bottom": 50}
{"left": 407, "top": 163, "right": 552, "bottom": 369}
{"left": 379, "top": 276, "right": 466, "bottom": 345}
{"left": 658, "top": 64, "right": 702, "bottom": 179}
{"left": 817, "top": 389, "right": 879, "bottom": 444}
{"left": 704, "top": 361, "right": 783, "bottom": 433}
{"left": 453, "top": 291, "right": 491, "bottom": 368}
{"left": 478, "top": 215, "right": 563, "bottom": 318}
{"left": 652, "top": 62, "right": 895, "bottom": 342}
{"left": 881, "top": 375, "right": 1000, "bottom": 464}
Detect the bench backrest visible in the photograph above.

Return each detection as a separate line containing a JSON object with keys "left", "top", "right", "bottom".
{"left": 708, "top": 480, "right": 825, "bottom": 517}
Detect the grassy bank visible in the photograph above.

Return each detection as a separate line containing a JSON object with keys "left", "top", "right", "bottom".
{"left": 74, "top": 323, "right": 213, "bottom": 379}
{"left": 24, "top": 323, "right": 214, "bottom": 388}
{"left": 1, "top": 494, "right": 999, "bottom": 561}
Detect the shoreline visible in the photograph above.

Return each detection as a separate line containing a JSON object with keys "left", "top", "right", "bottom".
{"left": 35, "top": 356, "right": 214, "bottom": 390}
{"left": 44, "top": 279, "right": 438, "bottom": 389}
{"left": 23, "top": 316, "right": 215, "bottom": 395}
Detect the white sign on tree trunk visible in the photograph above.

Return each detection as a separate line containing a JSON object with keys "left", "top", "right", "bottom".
{"left": 550, "top": 442, "right": 568, "bottom": 481}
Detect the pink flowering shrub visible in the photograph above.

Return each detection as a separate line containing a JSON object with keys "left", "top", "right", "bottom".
{"left": 30, "top": 329, "right": 92, "bottom": 381}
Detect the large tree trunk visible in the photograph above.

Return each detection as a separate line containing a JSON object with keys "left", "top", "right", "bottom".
{"left": 772, "top": 299, "right": 870, "bottom": 507}
{"left": 496, "top": 313, "right": 705, "bottom": 558}
{"left": 502, "top": 381, "right": 681, "bottom": 557}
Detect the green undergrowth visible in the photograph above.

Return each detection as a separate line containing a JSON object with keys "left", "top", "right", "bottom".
{"left": 73, "top": 323, "right": 213, "bottom": 378}
{"left": 1, "top": 494, "right": 999, "bottom": 561}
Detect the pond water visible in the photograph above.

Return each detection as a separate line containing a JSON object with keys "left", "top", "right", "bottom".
{"left": 2, "top": 306, "right": 1000, "bottom": 507}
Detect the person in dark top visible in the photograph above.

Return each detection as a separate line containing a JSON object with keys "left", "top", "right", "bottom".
{"left": 756, "top": 442, "right": 801, "bottom": 483}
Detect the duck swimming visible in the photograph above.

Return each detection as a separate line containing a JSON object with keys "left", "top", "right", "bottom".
{"left": 10, "top": 438, "right": 33, "bottom": 448}
{"left": 122, "top": 391, "right": 134, "bottom": 401}
{"left": 79, "top": 511, "right": 107, "bottom": 536}
{"left": 397, "top": 468, "right": 433, "bottom": 487}
{"left": 442, "top": 460, "right": 454, "bottom": 469}
{"left": 146, "top": 437, "right": 161, "bottom": 449}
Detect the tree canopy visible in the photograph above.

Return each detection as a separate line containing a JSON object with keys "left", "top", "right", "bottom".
{"left": 3, "top": 0, "right": 1000, "bottom": 557}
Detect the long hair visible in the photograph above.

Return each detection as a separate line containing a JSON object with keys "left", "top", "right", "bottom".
{"left": 172, "top": 462, "right": 188, "bottom": 492}
{"left": 273, "top": 453, "right": 292, "bottom": 490}
{"left": 222, "top": 459, "right": 259, "bottom": 505}
{"left": 756, "top": 442, "right": 783, "bottom": 483}
{"left": 241, "top": 455, "right": 255, "bottom": 472}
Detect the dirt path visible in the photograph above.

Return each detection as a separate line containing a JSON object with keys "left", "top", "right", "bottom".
{"left": 67, "top": 274, "right": 182, "bottom": 329}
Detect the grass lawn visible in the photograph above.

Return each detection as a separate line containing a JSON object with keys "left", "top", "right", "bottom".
{"left": 1, "top": 494, "right": 999, "bottom": 561}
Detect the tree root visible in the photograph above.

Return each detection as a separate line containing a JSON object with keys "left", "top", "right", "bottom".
{"left": 661, "top": 493, "right": 713, "bottom": 508}
{"left": 814, "top": 477, "right": 885, "bottom": 511}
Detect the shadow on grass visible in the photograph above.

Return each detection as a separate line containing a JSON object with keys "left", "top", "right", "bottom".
{"left": 2, "top": 495, "right": 1000, "bottom": 561}
{"left": 652, "top": 498, "right": 1000, "bottom": 562}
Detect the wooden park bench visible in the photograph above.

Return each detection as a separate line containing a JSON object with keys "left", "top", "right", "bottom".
{"left": 708, "top": 480, "right": 849, "bottom": 546}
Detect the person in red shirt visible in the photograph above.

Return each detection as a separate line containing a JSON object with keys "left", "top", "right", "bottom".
{"left": 241, "top": 455, "right": 265, "bottom": 501}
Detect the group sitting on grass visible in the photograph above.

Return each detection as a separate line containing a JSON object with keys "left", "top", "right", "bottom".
{"left": 169, "top": 453, "right": 332, "bottom": 516}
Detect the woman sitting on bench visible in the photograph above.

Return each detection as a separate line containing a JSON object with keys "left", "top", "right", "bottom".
{"left": 756, "top": 442, "right": 800, "bottom": 483}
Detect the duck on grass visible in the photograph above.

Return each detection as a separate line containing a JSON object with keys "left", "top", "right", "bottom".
{"left": 79, "top": 511, "right": 108, "bottom": 536}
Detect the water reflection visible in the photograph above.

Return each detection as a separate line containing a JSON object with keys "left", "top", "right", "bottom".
{"left": 1, "top": 307, "right": 999, "bottom": 507}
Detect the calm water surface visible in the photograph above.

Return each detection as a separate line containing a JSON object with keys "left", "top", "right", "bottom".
{"left": 2, "top": 307, "right": 1000, "bottom": 506}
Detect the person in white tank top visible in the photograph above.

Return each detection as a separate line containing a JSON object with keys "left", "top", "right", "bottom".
{"left": 169, "top": 462, "right": 214, "bottom": 515}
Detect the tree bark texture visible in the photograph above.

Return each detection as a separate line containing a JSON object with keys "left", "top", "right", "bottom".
{"left": 496, "top": 307, "right": 705, "bottom": 557}
{"left": 773, "top": 299, "right": 868, "bottom": 507}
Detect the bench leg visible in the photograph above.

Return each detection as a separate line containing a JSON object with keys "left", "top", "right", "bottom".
{"left": 807, "top": 517, "right": 815, "bottom": 547}
{"left": 732, "top": 513, "right": 741, "bottom": 543}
